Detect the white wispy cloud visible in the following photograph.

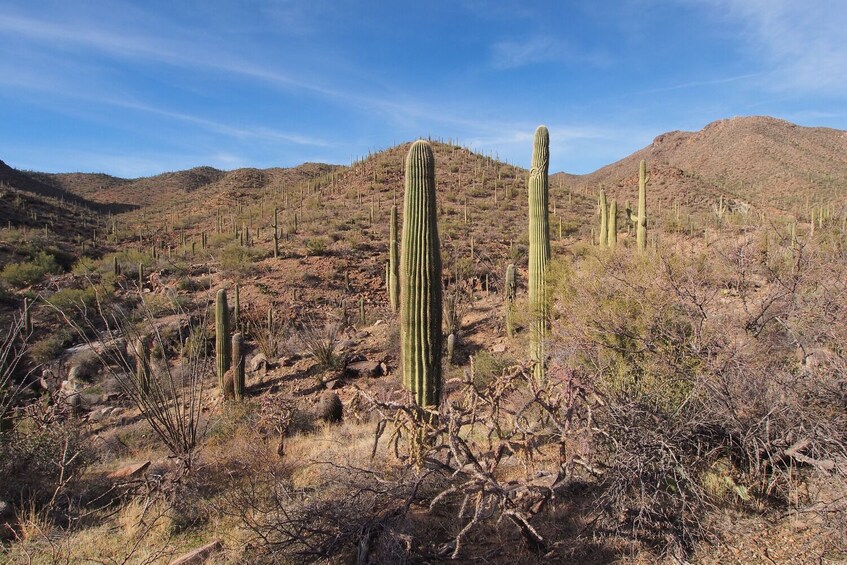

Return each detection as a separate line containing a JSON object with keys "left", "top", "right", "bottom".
{"left": 701, "top": 0, "right": 847, "bottom": 93}
{"left": 490, "top": 36, "right": 609, "bottom": 69}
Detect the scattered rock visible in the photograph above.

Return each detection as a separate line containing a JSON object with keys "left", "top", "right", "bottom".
{"left": 491, "top": 343, "right": 507, "bottom": 353}
{"left": 279, "top": 354, "right": 302, "bottom": 367}
{"left": 337, "top": 339, "right": 358, "bottom": 351}
{"left": 249, "top": 353, "right": 269, "bottom": 375}
{"left": 315, "top": 391, "right": 343, "bottom": 423}
{"left": 108, "top": 461, "right": 151, "bottom": 480}
{"left": 346, "top": 360, "right": 383, "bottom": 378}
{"left": 169, "top": 540, "right": 223, "bottom": 565}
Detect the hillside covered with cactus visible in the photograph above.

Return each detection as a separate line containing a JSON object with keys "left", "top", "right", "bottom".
{"left": 1, "top": 116, "right": 847, "bottom": 563}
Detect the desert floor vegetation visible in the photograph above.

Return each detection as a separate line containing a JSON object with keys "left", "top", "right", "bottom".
{"left": 0, "top": 120, "right": 846, "bottom": 563}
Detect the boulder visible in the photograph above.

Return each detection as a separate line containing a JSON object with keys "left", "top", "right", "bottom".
{"left": 345, "top": 360, "right": 384, "bottom": 378}
{"left": 249, "top": 353, "right": 269, "bottom": 375}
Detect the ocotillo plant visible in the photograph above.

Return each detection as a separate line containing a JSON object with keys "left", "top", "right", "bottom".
{"left": 627, "top": 159, "right": 648, "bottom": 253}
{"left": 505, "top": 263, "right": 516, "bottom": 337}
{"left": 232, "top": 332, "right": 245, "bottom": 400}
{"left": 400, "top": 140, "right": 442, "bottom": 408}
{"left": 599, "top": 189, "right": 608, "bottom": 248}
{"left": 389, "top": 204, "right": 399, "bottom": 312}
{"left": 215, "top": 289, "right": 231, "bottom": 391}
{"left": 528, "top": 126, "right": 551, "bottom": 382}
{"left": 608, "top": 200, "right": 618, "bottom": 249}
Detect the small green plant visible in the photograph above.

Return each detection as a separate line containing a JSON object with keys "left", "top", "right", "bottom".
{"left": 304, "top": 237, "right": 328, "bottom": 256}
{"left": 0, "top": 252, "right": 61, "bottom": 288}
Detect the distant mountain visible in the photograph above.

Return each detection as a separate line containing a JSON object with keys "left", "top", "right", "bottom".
{"left": 566, "top": 116, "right": 847, "bottom": 217}
{"left": 4, "top": 115, "right": 844, "bottom": 225}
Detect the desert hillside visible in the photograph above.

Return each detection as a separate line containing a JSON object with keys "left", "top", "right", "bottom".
{"left": 0, "top": 118, "right": 845, "bottom": 563}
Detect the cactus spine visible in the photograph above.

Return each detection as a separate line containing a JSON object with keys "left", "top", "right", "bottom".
{"left": 505, "top": 263, "right": 516, "bottom": 337}
{"left": 528, "top": 126, "right": 551, "bottom": 382}
{"left": 232, "top": 332, "right": 245, "bottom": 400}
{"left": 627, "top": 159, "right": 648, "bottom": 253}
{"left": 599, "top": 189, "right": 608, "bottom": 248}
{"left": 215, "top": 289, "right": 231, "bottom": 391}
{"left": 400, "top": 140, "right": 442, "bottom": 408}
{"left": 389, "top": 204, "right": 399, "bottom": 312}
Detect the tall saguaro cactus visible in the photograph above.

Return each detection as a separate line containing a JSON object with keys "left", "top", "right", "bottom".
{"left": 272, "top": 207, "right": 280, "bottom": 258}
{"left": 389, "top": 204, "right": 399, "bottom": 312}
{"left": 232, "top": 332, "right": 245, "bottom": 400}
{"left": 215, "top": 289, "right": 231, "bottom": 391}
{"left": 505, "top": 263, "right": 516, "bottom": 337}
{"left": 599, "top": 189, "right": 608, "bottom": 248}
{"left": 627, "top": 159, "right": 648, "bottom": 253}
{"left": 608, "top": 200, "right": 618, "bottom": 249}
{"left": 528, "top": 126, "right": 551, "bottom": 382}
{"left": 400, "top": 140, "right": 442, "bottom": 408}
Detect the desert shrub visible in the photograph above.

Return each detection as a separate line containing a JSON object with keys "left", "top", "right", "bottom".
{"left": 0, "top": 414, "right": 93, "bottom": 513}
{"left": 0, "top": 251, "right": 61, "bottom": 288}
{"left": 45, "top": 285, "right": 100, "bottom": 318}
{"left": 218, "top": 243, "right": 262, "bottom": 275}
{"left": 29, "top": 328, "right": 73, "bottom": 364}
{"left": 304, "top": 237, "right": 328, "bottom": 256}
{"left": 471, "top": 349, "right": 513, "bottom": 388}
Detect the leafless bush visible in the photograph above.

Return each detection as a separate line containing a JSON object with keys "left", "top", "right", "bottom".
{"left": 1, "top": 313, "right": 30, "bottom": 430}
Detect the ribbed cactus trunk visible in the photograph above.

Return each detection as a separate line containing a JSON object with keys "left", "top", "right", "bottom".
{"left": 599, "top": 189, "right": 608, "bottom": 248}
{"left": 505, "top": 263, "right": 516, "bottom": 338}
{"left": 400, "top": 140, "right": 442, "bottom": 408}
{"left": 233, "top": 284, "right": 240, "bottom": 331}
{"left": 232, "top": 332, "right": 245, "bottom": 400}
{"left": 215, "top": 289, "right": 231, "bottom": 391}
{"left": 608, "top": 200, "right": 617, "bottom": 249}
{"left": 272, "top": 207, "right": 280, "bottom": 258}
{"left": 632, "top": 159, "right": 648, "bottom": 253}
{"left": 528, "top": 126, "right": 551, "bottom": 383}
{"left": 389, "top": 204, "right": 400, "bottom": 312}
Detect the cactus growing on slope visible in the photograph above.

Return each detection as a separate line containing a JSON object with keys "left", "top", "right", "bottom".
{"left": 232, "top": 331, "right": 245, "bottom": 400}
{"left": 505, "top": 263, "right": 516, "bottom": 337}
{"left": 608, "top": 200, "right": 618, "bottom": 250}
{"left": 599, "top": 189, "right": 608, "bottom": 248}
{"left": 627, "top": 159, "right": 648, "bottom": 253}
{"left": 400, "top": 140, "right": 442, "bottom": 408}
{"left": 215, "top": 289, "right": 231, "bottom": 391}
{"left": 389, "top": 204, "right": 399, "bottom": 312}
{"left": 528, "top": 126, "right": 551, "bottom": 382}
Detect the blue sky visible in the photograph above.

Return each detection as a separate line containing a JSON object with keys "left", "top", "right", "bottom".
{"left": 1, "top": 0, "right": 845, "bottom": 177}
